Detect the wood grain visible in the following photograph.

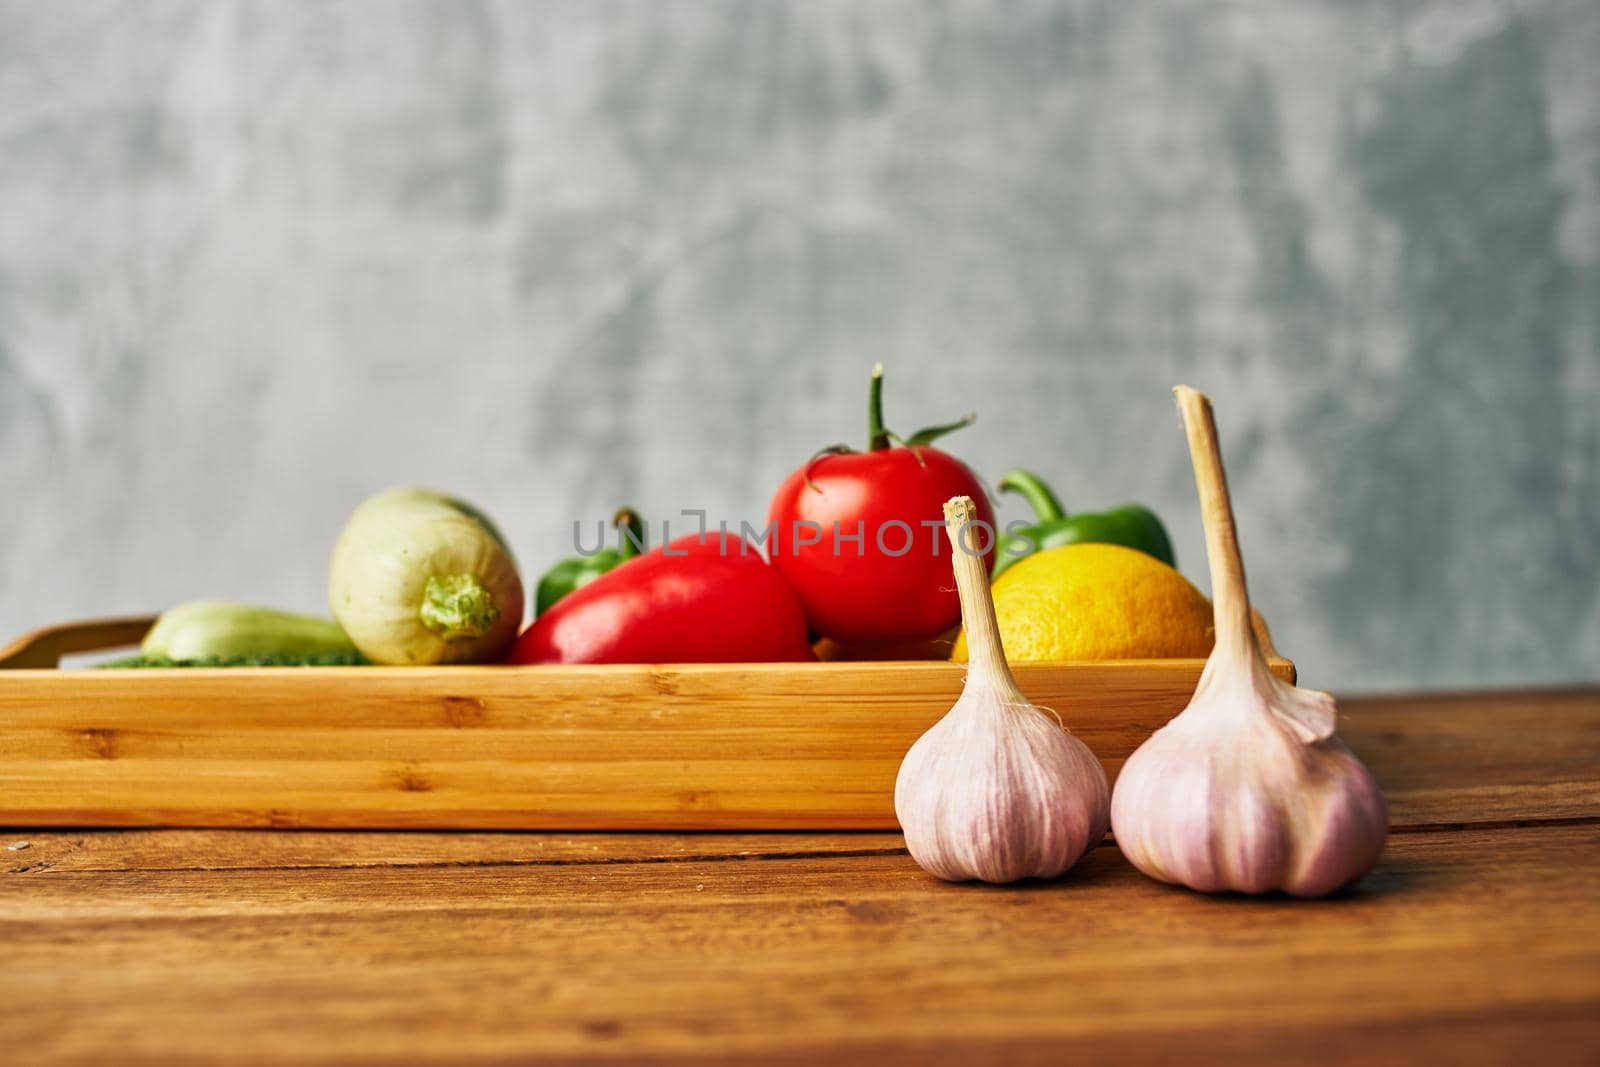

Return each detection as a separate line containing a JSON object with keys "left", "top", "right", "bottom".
{"left": 2, "top": 688, "right": 1596, "bottom": 1066}
{"left": 4, "top": 685, "right": 1593, "bottom": 877}
{"left": 1, "top": 824, "right": 1595, "bottom": 1066}
{"left": 1, "top": 828, "right": 909, "bottom": 874}
{"left": 1341, "top": 687, "right": 1600, "bottom": 826}
{"left": 0, "top": 657, "right": 1294, "bottom": 830}
{"left": 1, "top": 673, "right": 1591, "bottom": 834}
{"left": 8, "top": 680, "right": 1597, "bottom": 879}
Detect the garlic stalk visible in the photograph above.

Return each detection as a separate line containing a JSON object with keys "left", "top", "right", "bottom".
{"left": 1109, "top": 387, "right": 1387, "bottom": 897}
{"left": 894, "top": 496, "right": 1110, "bottom": 883}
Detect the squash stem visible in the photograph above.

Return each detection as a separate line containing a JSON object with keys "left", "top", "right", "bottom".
{"left": 420, "top": 575, "right": 500, "bottom": 641}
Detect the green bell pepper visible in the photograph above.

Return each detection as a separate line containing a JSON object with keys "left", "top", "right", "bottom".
{"left": 535, "top": 508, "right": 646, "bottom": 616}
{"left": 991, "top": 470, "right": 1175, "bottom": 579}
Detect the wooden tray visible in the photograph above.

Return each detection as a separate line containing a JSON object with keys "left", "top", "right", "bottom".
{"left": 0, "top": 617, "right": 1295, "bottom": 830}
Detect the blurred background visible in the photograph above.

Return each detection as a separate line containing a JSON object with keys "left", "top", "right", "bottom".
{"left": 0, "top": 1, "right": 1595, "bottom": 691}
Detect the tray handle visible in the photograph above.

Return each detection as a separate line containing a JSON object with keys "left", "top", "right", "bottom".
{"left": 0, "top": 616, "right": 157, "bottom": 669}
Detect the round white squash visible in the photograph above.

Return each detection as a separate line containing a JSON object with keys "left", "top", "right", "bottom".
{"left": 329, "top": 488, "right": 524, "bottom": 665}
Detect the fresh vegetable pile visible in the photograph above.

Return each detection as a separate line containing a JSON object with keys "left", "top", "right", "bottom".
{"left": 122, "top": 365, "right": 1221, "bottom": 669}
{"left": 105, "top": 376, "right": 1391, "bottom": 900}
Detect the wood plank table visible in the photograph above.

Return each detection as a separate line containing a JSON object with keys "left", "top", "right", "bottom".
{"left": 3, "top": 687, "right": 1597, "bottom": 1066}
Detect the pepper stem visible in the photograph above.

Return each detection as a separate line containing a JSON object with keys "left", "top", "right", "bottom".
{"left": 998, "top": 469, "right": 1067, "bottom": 523}
{"left": 613, "top": 507, "right": 646, "bottom": 560}
{"left": 867, "top": 363, "right": 890, "bottom": 451}
{"left": 419, "top": 574, "right": 500, "bottom": 641}
{"left": 943, "top": 496, "right": 1026, "bottom": 700}
{"left": 1173, "top": 387, "right": 1259, "bottom": 667}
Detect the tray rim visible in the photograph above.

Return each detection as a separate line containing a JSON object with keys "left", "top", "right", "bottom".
{"left": 0, "top": 615, "right": 1294, "bottom": 682}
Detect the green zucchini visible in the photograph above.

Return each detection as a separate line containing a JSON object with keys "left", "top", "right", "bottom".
{"left": 102, "top": 650, "right": 367, "bottom": 668}
{"left": 141, "top": 600, "right": 360, "bottom": 661}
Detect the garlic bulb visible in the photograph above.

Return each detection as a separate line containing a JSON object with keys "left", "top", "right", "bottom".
{"left": 894, "top": 496, "right": 1110, "bottom": 883}
{"left": 1110, "top": 388, "right": 1387, "bottom": 897}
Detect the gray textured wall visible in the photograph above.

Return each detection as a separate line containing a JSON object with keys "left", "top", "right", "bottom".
{"left": 2, "top": 1, "right": 1597, "bottom": 691}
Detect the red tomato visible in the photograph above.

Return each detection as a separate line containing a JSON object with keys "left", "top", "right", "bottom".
{"left": 767, "top": 366, "right": 993, "bottom": 642}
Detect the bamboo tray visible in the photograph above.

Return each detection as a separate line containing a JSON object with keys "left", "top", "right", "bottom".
{"left": 0, "top": 616, "right": 1295, "bottom": 830}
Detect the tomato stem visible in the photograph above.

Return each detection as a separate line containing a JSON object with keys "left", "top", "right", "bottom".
{"left": 866, "top": 362, "right": 976, "bottom": 453}
{"left": 867, "top": 363, "right": 890, "bottom": 452}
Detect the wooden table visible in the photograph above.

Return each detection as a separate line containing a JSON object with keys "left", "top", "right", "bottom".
{"left": 4, "top": 688, "right": 1597, "bottom": 1065}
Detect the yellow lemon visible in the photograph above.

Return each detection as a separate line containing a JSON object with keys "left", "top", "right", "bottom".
{"left": 952, "top": 543, "right": 1218, "bottom": 662}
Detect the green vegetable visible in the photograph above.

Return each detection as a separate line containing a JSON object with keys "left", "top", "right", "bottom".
{"left": 101, "top": 651, "right": 367, "bottom": 668}
{"left": 329, "top": 488, "right": 524, "bottom": 665}
{"left": 992, "top": 469, "right": 1176, "bottom": 580}
{"left": 140, "top": 600, "right": 359, "bottom": 661}
{"left": 535, "top": 507, "right": 645, "bottom": 616}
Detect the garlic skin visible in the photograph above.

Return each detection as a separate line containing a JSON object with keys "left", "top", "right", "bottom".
{"left": 1110, "top": 387, "right": 1387, "bottom": 897}
{"left": 894, "top": 497, "right": 1110, "bottom": 883}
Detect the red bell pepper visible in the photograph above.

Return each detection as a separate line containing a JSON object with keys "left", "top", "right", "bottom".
{"left": 508, "top": 532, "right": 815, "bottom": 664}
